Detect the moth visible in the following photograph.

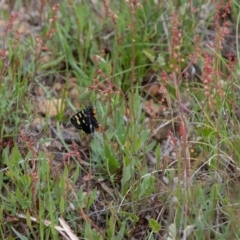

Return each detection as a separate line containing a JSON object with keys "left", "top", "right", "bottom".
{"left": 70, "top": 105, "right": 99, "bottom": 134}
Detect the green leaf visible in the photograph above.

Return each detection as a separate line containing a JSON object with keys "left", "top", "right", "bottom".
{"left": 145, "top": 140, "right": 157, "bottom": 153}
{"left": 121, "top": 211, "right": 139, "bottom": 223}
{"left": 199, "top": 126, "right": 216, "bottom": 138}
{"left": 116, "top": 220, "right": 127, "bottom": 240}
{"left": 155, "top": 143, "right": 161, "bottom": 164}
{"left": 140, "top": 175, "right": 155, "bottom": 198}
{"left": 87, "top": 188, "right": 97, "bottom": 209}
{"left": 105, "top": 145, "right": 119, "bottom": 174}
{"left": 121, "top": 162, "right": 132, "bottom": 192}
{"left": 149, "top": 218, "right": 161, "bottom": 233}
{"left": 143, "top": 49, "right": 155, "bottom": 63}
{"left": 84, "top": 222, "right": 94, "bottom": 240}
{"left": 107, "top": 215, "right": 115, "bottom": 239}
{"left": 168, "top": 223, "right": 177, "bottom": 240}
{"left": 11, "top": 227, "right": 28, "bottom": 240}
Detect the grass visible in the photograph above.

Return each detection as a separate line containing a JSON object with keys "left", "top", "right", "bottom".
{"left": 0, "top": 0, "right": 240, "bottom": 239}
